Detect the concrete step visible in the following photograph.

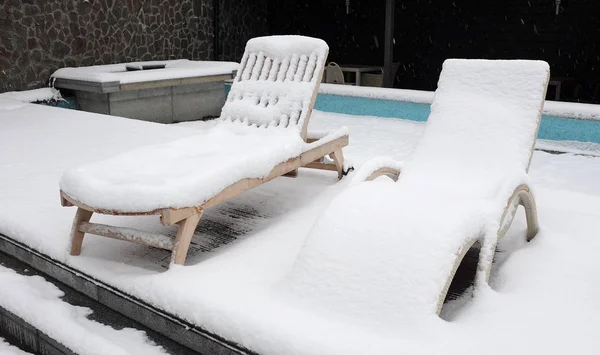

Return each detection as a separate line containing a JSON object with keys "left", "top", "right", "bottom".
{"left": 0, "top": 251, "right": 199, "bottom": 355}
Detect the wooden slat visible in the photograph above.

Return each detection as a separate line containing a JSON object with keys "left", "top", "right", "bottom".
{"left": 304, "top": 162, "right": 338, "bottom": 171}
{"left": 79, "top": 222, "right": 174, "bottom": 250}
{"left": 160, "top": 207, "right": 198, "bottom": 226}
{"left": 61, "top": 134, "right": 349, "bottom": 217}
{"left": 61, "top": 191, "right": 164, "bottom": 216}
{"left": 203, "top": 134, "right": 349, "bottom": 209}
{"left": 300, "top": 56, "right": 327, "bottom": 140}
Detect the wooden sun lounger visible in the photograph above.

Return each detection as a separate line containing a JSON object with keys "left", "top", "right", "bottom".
{"left": 281, "top": 59, "right": 550, "bottom": 321}
{"left": 358, "top": 60, "right": 550, "bottom": 314}
{"left": 60, "top": 36, "right": 350, "bottom": 266}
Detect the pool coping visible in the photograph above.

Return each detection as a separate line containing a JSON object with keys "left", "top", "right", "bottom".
{"left": 0, "top": 234, "right": 254, "bottom": 355}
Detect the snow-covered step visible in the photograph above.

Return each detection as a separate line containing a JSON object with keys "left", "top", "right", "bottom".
{"left": 0, "top": 250, "right": 199, "bottom": 355}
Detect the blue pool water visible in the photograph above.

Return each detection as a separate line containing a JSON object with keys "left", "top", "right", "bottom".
{"left": 224, "top": 85, "right": 600, "bottom": 144}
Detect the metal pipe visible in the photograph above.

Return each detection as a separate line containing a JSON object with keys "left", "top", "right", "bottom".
{"left": 383, "top": 0, "right": 395, "bottom": 87}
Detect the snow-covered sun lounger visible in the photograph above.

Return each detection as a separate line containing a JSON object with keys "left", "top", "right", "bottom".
{"left": 59, "top": 36, "right": 350, "bottom": 266}
{"left": 280, "top": 59, "right": 549, "bottom": 325}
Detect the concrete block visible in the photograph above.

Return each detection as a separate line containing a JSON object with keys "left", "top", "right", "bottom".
{"left": 109, "top": 93, "right": 173, "bottom": 123}
{"left": 173, "top": 82, "right": 226, "bottom": 121}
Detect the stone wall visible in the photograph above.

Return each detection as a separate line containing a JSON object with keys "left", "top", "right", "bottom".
{"left": 216, "top": 0, "right": 268, "bottom": 62}
{"left": 0, "top": 0, "right": 214, "bottom": 92}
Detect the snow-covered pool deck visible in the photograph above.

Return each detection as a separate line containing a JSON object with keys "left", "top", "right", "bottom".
{"left": 1, "top": 101, "right": 600, "bottom": 355}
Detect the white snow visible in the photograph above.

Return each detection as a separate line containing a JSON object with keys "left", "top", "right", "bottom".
{"left": 400, "top": 59, "right": 548, "bottom": 196}
{"left": 280, "top": 59, "right": 550, "bottom": 326}
{"left": 0, "top": 265, "right": 168, "bottom": 355}
{"left": 1, "top": 85, "right": 600, "bottom": 354}
{"left": 320, "top": 83, "right": 435, "bottom": 103}
{"left": 221, "top": 36, "right": 328, "bottom": 130}
{"left": 536, "top": 139, "right": 600, "bottom": 157}
{"left": 543, "top": 100, "right": 600, "bottom": 120}
{"left": 61, "top": 35, "right": 333, "bottom": 212}
{"left": 60, "top": 126, "right": 306, "bottom": 212}
{"left": 0, "top": 338, "right": 32, "bottom": 355}
{"left": 81, "top": 223, "right": 175, "bottom": 250}
{"left": 0, "top": 87, "right": 62, "bottom": 103}
{"left": 244, "top": 36, "right": 328, "bottom": 61}
{"left": 51, "top": 59, "right": 239, "bottom": 84}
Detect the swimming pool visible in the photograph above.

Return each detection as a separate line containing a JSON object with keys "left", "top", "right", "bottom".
{"left": 314, "top": 93, "right": 600, "bottom": 144}
{"left": 225, "top": 82, "right": 600, "bottom": 145}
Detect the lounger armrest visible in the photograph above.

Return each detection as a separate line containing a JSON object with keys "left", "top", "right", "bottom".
{"left": 304, "top": 127, "right": 353, "bottom": 175}
{"left": 352, "top": 156, "right": 403, "bottom": 184}
{"left": 305, "top": 127, "right": 349, "bottom": 144}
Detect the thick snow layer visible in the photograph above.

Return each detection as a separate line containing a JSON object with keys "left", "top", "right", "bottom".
{"left": 60, "top": 126, "right": 306, "bottom": 212}
{"left": 280, "top": 59, "right": 550, "bottom": 326}
{"left": 220, "top": 36, "right": 328, "bottom": 131}
{"left": 0, "top": 88, "right": 62, "bottom": 111}
{"left": 0, "top": 87, "right": 62, "bottom": 103}
{"left": 245, "top": 36, "right": 328, "bottom": 61}
{"left": 543, "top": 100, "right": 600, "bottom": 120}
{"left": 536, "top": 139, "right": 600, "bottom": 157}
{"left": 51, "top": 60, "right": 238, "bottom": 84}
{"left": 401, "top": 59, "right": 548, "bottom": 197}
{"left": 320, "top": 83, "right": 435, "bottom": 103}
{"left": 61, "top": 36, "right": 332, "bottom": 212}
{"left": 0, "top": 265, "right": 167, "bottom": 355}
{"left": 0, "top": 338, "right": 32, "bottom": 355}
{"left": 280, "top": 182, "right": 491, "bottom": 326}
{"left": 1, "top": 99, "right": 600, "bottom": 355}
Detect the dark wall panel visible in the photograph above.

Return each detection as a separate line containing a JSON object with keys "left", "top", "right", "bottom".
{"left": 267, "top": 0, "right": 600, "bottom": 102}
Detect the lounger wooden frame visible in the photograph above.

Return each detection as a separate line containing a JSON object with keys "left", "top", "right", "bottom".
{"left": 61, "top": 135, "right": 348, "bottom": 266}
{"left": 356, "top": 60, "right": 549, "bottom": 315}
{"left": 61, "top": 36, "right": 350, "bottom": 267}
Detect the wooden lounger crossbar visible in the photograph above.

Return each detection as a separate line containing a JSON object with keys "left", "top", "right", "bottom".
{"left": 61, "top": 134, "right": 349, "bottom": 265}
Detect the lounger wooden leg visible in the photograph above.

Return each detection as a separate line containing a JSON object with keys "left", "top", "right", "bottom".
{"left": 520, "top": 190, "right": 539, "bottom": 241}
{"left": 283, "top": 169, "right": 299, "bottom": 178}
{"left": 170, "top": 211, "right": 202, "bottom": 266}
{"left": 70, "top": 208, "right": 93, "bottom": 256}
{"left": 330, "top": 148, "right": 345, "bottom": 179}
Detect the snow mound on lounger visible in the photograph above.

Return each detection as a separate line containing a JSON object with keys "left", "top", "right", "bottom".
{"left": 401, "top": 59, "right": 549, "bottom": 198}
{"left": 60, "top": 126, "right": 305, "bottom": 212}
{"left": 220, "top": 36, "right": 328, "bottom": 130}
{"left": 279, "top": 59, "right": 549, "bottom": 328}
{"left": 245, "top": 35, "right": 328, "bottom": 62}
{"left": 280, "top": 181, "right": 494, "bottom": 329}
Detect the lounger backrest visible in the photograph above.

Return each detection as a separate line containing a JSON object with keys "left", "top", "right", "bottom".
{"left": 401, "top": 59, "right": 550, "bottom": 197}
{"left": 219, "top": 36, "right": 329, "bottom": 138}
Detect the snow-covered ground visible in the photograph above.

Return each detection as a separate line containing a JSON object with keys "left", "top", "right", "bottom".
{"left": 51, "top": 59, "right": 239, "bottom": 84}
{"left": 1, "top": 101, "right": 599, "bottom": 354}
{"left": 0, "top": 265, "right": 168, "bottom": 355}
